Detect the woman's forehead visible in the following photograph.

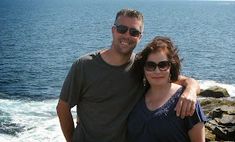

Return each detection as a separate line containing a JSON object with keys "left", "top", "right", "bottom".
{"left": 147, "top": 51, "right": 168, "bottom": 61}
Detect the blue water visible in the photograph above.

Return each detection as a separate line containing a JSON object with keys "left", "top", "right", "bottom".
{"left": 0, "top": 0, "right": 235, "bottom": 141}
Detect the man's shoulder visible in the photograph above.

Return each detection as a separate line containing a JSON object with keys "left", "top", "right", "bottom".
{"left": 73, "top": 51, "right": 100, "bottom": 64}
{"left": 80, "top": 51, "right": 100, "bottom": 60}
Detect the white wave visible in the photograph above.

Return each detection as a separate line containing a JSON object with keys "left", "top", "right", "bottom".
{"left": 199, "top": 80, "right": 235, "bottom": 97}
{"left": 0, "top": 99, "right": 77, "bottom": 142}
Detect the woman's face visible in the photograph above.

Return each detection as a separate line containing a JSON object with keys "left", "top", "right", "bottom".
{"left": 144, "top": 51, "right": 171, "bottom": 87}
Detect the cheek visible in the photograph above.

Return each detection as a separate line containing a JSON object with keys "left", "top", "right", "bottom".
{"left": 144, "top": 71, "right": 149, "bottom": 77}
{"left": 130, "top": 36, "right": 140, "bottom": 43}
{"left": 135, "top": 37, "right": 141, "bottom": 43}
{"left": 164, "top": 70, "right": 171, "bottom": 77}
{"left": 144, "top": 72, "right": 152, "bottom": 80}
{"left": 166, "top": 69, "right": 171, "bottom": 75}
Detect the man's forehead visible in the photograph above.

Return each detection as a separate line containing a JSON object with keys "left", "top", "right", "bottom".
{"left": 116, "top": 16, "right": 142, "bottom": 28}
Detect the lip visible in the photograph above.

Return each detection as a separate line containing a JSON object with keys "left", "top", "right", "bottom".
{"left": 120, "top": 40, "right": 129, "bottom": 46}
{"left": 151, "top": 76, "right": 164, "bottom": 79}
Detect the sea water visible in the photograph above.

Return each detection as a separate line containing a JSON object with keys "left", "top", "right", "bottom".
{"left": 0, "top": 0, "right": 235, "bottom": 141}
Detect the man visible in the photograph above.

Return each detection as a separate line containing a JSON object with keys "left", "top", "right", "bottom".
{"left": 56, "top": 9, "right": 199, "bottom": 142}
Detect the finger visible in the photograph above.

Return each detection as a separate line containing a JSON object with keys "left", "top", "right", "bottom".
{"left": 185, "top": 100, "right": 192, "bottom": 116}
{"left": 189, "top": 101, "right": 196, "bottom": 116}
{"left": 180, "top": 100, "right": 187, "bottom": 119}
{"left": 175, "top": 98, "right": 183, "bottom": 117}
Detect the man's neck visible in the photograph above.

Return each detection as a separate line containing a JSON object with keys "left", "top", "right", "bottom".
{"left": 100, "top": 48, "right": 133, "bottom": 66}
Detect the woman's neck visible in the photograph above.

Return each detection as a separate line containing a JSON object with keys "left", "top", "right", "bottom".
{"left": 145, "top": 83, "right": 181, "bottom": 111}
{"left": 148, "top": 83, "right": 172, "bottom": 97}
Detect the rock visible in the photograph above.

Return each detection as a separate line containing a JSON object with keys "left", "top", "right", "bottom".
{"left": 200, "top": 98, "right": 235, "bottom": 141}
{"left": 215, "top": 114, "right": 235, "bottom": 126}
{"left": 205, "top": 128, "right": 216, "bottom": 141}
{"left": 199, "top": 86, "right": 230, "bottom": 98}
{"left": 220, "top": 106, "right": 235, "bottom": 115}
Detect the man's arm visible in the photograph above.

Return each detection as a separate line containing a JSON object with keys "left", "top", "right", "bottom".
{"left": 174, "top": 75, "right": 200, "bottom": 118}
{"left": 56, "top": 99, "right": 75, "bottom": 142}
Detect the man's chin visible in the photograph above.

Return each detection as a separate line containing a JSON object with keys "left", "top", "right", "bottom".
{"left": 120, "top": 48, "right": 134, "bottom": 55}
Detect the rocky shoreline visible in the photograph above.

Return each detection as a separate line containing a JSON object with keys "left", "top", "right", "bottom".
{"left": 199, "top": 86, "right": 235, "bottom": 141}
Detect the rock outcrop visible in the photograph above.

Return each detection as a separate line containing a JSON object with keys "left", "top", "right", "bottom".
{"left": 199, "top": 86, "right": 230, "bottom": 98}
{"left": 199, "top": 86, "right": 235, "bottom": 141}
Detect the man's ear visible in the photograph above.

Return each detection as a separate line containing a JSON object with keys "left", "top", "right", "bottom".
{"left": 112, "top": 26, "right": 115, "bottom": 34}
{"left": 139, "top": 34, "right": 143, "bottom": 40}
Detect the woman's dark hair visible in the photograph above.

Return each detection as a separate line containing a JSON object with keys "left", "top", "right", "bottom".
{"left": 132, "top": 36, "right": 182, "bottom": 88}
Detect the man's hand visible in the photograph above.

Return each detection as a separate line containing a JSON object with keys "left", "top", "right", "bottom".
{"left": 175, "top": 88, "right": 197, "bottom": 118}
{"left": 174, "top": 76, "right": 200, "bottom": 119}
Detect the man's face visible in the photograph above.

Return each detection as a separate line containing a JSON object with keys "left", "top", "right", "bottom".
{"left": 112, "top": 15, "right": 142, "bottom": 55}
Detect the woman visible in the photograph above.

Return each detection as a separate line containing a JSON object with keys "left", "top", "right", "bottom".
{"left": 128, "top": 36, "right": 207, "bottom": 142}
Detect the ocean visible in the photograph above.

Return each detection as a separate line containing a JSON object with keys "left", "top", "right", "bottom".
{"left": 0, "top": 0, "right": 235, "bottom": 141}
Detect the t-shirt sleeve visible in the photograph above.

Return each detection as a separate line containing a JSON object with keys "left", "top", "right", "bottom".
{"left": 59, "top": 60, "right": 83, "bottom": 108}
{"left": 185, "top": 101, "right": 208, "bottom": 131}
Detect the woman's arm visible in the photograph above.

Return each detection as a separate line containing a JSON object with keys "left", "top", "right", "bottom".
{"left": 188, "top": 122, "right": 205, "bottom": 142}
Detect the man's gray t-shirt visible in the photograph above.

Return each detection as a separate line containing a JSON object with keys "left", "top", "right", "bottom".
{"left": 60, "top": 52, "right": 144, "bottom": 142}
